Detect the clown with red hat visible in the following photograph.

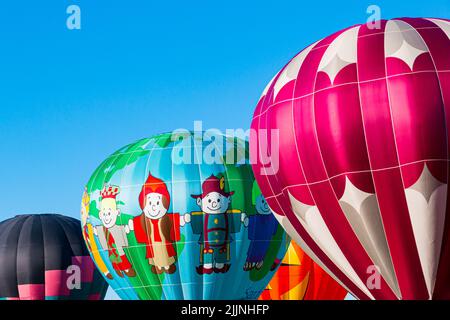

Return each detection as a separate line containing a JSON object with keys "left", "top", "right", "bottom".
{"left": 184, "top": 174, "right": 248, "bottom": 275}
{"left": 127, "top": 173, "right": 183, "bottom": 274}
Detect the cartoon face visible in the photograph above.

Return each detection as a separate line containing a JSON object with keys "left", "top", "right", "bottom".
{"left": 197, "top": 192, "right": 231, "bottom": 214}
{"left": 255, "top": 194, "right": 271, "bottom": 215}
{"left": 143, "top": 193, "right": 168, "bottom": 219}
{"left": 99, "top": 198, "right": 120, "bottom": 228}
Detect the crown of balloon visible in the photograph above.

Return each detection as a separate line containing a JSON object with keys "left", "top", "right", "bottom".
{"left": 101, "top": 185, "right": 120, "bottom": 200}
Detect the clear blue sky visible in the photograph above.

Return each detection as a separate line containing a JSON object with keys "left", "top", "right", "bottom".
{"left": 0, "top": 0, "right": 448, "bottom": 300}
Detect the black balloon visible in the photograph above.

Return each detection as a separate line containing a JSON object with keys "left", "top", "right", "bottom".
{"left": 0, "top": 214, "right": 108, "bottom": 300}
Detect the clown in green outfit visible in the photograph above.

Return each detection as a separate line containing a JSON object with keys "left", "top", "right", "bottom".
{"left": 183, "top": 175, "right": 249, "bottom": 275}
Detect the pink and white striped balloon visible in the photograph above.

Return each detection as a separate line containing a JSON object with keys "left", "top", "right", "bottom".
{"left": 250, "top": 18, "right": 450, "bottom": 300}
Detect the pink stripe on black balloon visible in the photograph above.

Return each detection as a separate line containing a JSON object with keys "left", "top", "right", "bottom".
{"left": 0, "top": 214, "right": 108, "bottom": 300}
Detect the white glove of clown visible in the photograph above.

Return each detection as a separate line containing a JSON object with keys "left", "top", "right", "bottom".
{"left": 180, "top": 213, "right": 191, "bottom": 227}
{"left": 125, "top": 219, "right": 134, "bottom": 234}
{"left": 241, "top": 212, "right": 249, "bottom": 227}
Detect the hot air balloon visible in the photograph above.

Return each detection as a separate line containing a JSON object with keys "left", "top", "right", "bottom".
{"left": 250, "top": 17, "right": 450, "bottom": 300}
{"left": 0, "top": 214, "right": 108, "bottom": 300}
{"left": 259, "top": 241, "right": 347, "bottom": 300}
{"left": 82, "top": 131, "right": 288, "bottom": 300}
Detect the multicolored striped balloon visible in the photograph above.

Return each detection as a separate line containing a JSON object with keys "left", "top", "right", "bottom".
{"left": 82, "top": 132, "right": 288, "bottom": 300}
{"left": 250, "top": 18, "right": 450, "bottom": 300}
{"left": 259, "top": 241, "right": 347, "bottom": 300}
{"left": 0, "top": 214, "right": 108, "bottom": 300}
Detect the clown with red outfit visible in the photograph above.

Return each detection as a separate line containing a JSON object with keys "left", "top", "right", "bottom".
{"left": 128, "top": 173, "right": 182, "bottom": 274}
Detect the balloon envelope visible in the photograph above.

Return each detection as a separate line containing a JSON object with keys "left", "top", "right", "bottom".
{"left": 0, "top": 214, "right": 108, "bottom": 300}
{"left": 83, "top": 132, "right": 288, "bottom": 300}
{"left": 259, "top": 241, "right": 347, "bottom": 300}
{"left": 250, "top": 18, "right": 450, "bottom": 300}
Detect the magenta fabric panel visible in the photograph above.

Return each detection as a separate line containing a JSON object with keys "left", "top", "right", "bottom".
{"left": 72, "top": 256, "right": 95, "bottom": 283}
{"left": 44, "top": 270, "right": 70, "bottom": 297}
{"left": 18, "top": 284, "right": 45, "bottom": 300}
{"left": 250, "top": 17, "right": 450, "bottom": 300}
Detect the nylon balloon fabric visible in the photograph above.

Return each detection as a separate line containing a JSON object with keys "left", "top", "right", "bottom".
{"left": 82, "top": 132, "right": 288, "bottom": 300}
{"left": 250, "top": 18, "right": 450, "bottom": 300}
{"left": 259, "top": 241, "right": 347, "bottom": 300}
{"left": 0, "top": 214, "right": 108, "bottom": 300}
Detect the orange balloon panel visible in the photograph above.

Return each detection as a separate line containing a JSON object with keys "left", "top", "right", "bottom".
{"left": 259, "top": 242, "right": 347, "bottom": 300}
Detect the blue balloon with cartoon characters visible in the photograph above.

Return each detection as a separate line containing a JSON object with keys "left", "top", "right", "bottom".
{"left": 81, "top": 131, "right": 288, "bottom": 300}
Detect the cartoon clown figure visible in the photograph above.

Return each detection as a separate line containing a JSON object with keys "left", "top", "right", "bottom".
{"left": 244, "top": 181, "right": 279, "bottom": 271}
{"left": 93, "top": 185, "right": 136, "bottom": 278}
{"left": 81, "top": 188, "right": 112, "bottom": 279}
{"left": 127, "top": 173, "right": 184, "bottom": 274}
{"left": 183, "top": 174, "right": 248, "bottom": 275}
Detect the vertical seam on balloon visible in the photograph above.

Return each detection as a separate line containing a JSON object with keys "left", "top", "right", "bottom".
{"left": 160, "top": 142, "right": 179, "bottom": 299}
{"left": 257, "top": 69, "right": 289, "bottom": 219}
{"left": 0, "top": 219, "right": 11, "bottom": 298}
{"left": 180, "top": 133, "right": 197, "bottom": 299}
{"left": 191, "top": 132, "right": 207, "bottom": 300}
{"left": 311, "top": 26, "right": 377, "bottom": 298}
{"left": 82, "top": 153, "right": 118, "bottom": 297}
{"left": 354, "top": 23, "right": 401, "bottom": 298}
{"left": 70, "top": 214, "right": 97, "bottom": 298}
{"left": 14, "top": 217, "right": 26, "bottom": 299}
{"left": 210, "top": 132, "right": 235, "bottom": 299}
{"left": 101, "top": 142, "right": 137, "bottom": 300}
{"left": 401, "top": 17, "right": 449, "bottom": 298}
{"left": 106, "top": 138, "right": 148, "bottom": 299}
{"left": 15, "top": 215, "right": 28, "bottom": 300}
{"left": 154, "top": 144, "right": 177, "bottom": 299}
{"left": 210, "top": 133, "right": 231, "bottom": 298}
{"left": 383, "top": 19, "right": 429, "bottom": 299}
{"left": 228, "top": 138, "right": 256, "bottom": 299}
{"left": 69, "top": 215, "right": 99, "bottom": 297}
{"left": 261, "top": 75, "right": 298, "bottom": 299}
{"left": 51, "top": 215, "right": 77, "bottom": 299}
{"left": 11, "top": 217, "right": 22, "bottom": 299}
{"left": 294, "top": 26, "right": 375, "bottom": 298}
{"left": 37, "top": 215, "right": 46, "bottom": 300}
{"left": 169, "top": 137, "right": 186, "bottom": 300}
{"left": 422, "top": 17, "right": 450, "bottom": 301}
{"left": 22, "top": 215, "right": 41, "bottom": 300}
{"left": 94, "top": 143, "right": 125, "bottom": 268}
{"left": 66, "top": 216, "right": 99, "bottom": 298}
{"left": 138, "top": 136, "right": 166, "bottom": 300}
{"left": 257, "top": 73, "right": 294, "bottom": 300}
{"left": 263, "top": 39, "right": 360, "bottom": 298}
{"left": 281, "top": 41, "right": 358, "bottom": 297}
{"left": 262, "top": 60, "right": 307, "bottom": 298}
